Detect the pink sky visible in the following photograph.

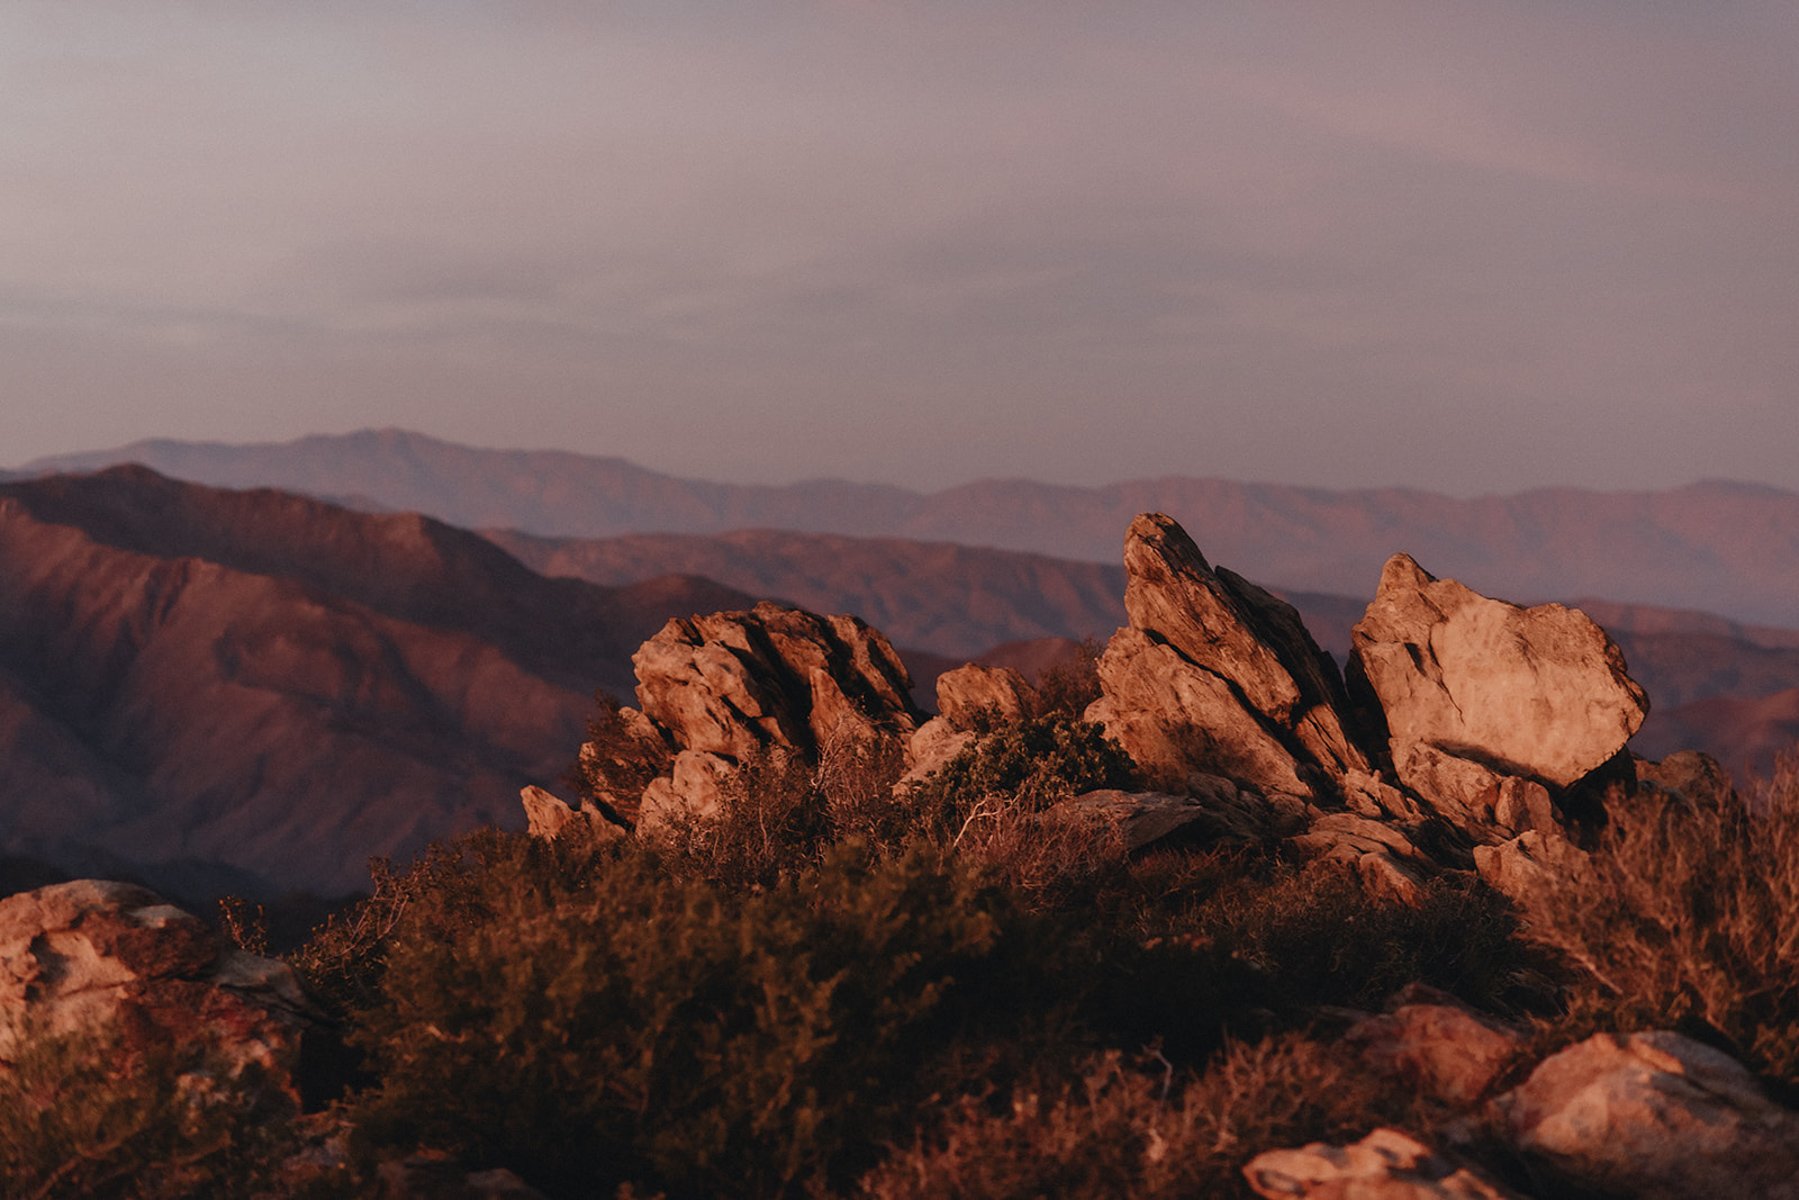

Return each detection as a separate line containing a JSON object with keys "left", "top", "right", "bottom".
{"left": 5, "top": 2, "right": 1796, "bottom": 492}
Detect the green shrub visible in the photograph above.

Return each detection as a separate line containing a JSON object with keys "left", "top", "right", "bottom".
{"left": 346, "top": 837, "right": 1074, "bottom": 1198}
{"left": 861, "top": 1035, "right": 1412, "bottom": 1200}
{"left": 1518, "top": 758, "right": 1799, "bottom": 1082}
{"left": 905, "top": 713, "right": 1136, "bottom": 837}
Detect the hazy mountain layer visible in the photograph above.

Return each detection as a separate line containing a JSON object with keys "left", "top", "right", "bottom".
{"left": 0, "top": 469, "right": 758, "bottom": 897}
{"left": 28, "top": 428, "right": 1799, "bottom": 627}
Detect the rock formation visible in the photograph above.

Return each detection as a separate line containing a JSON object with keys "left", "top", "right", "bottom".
{"left": 0, "top": 879, "right": 322, "bottom": 1113}
{"left": 1492, "top": 1031, "right": 1799, "bottom": 1199}
{"left": 1351, "top": 553, "right": 1649, "bottom": 830}
{"left": 1085, "top": 514, "right": 1369, "bottom": 800}
{"left": 587, "top": 601, "right": 922, "bottom": 830}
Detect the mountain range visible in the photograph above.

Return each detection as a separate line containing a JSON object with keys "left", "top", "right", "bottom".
{"left": 6, "top": 435, "right": 1798, "bottom": 899}
{"left": 28, "top": 428, "right": 1799, "bottom": 629}
{"left": 0, "top": 467, "right": 755, "bottom": 898}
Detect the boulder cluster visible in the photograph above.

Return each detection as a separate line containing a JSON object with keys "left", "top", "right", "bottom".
{"left": 558, "top": 512, "right": 1662, "bottom": 904}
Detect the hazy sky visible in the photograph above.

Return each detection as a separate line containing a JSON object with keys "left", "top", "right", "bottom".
{"left": 5, "top": 3, "right": 1796, "bottom": 491}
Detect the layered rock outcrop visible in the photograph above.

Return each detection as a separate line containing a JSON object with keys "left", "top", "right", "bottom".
{"left": 586, "top": 601, "right": 922, "bottom": 830}
{"left": 0, "top": 880, "right": 322, "bottom": 1113}
{"left": 1085, "top": 514, "right": 1369, "bottom": 800}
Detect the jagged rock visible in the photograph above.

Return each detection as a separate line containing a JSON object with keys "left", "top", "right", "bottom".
{"left": 620, "top": 602, "right": 921, "bottom": 830}
{"left": 1346, "top": 992, "right": 1524, "bottom": 1106}
{"left": 520, "top": 785, "right": 626, "bottom": 843}
{"left": 1492, "top": 1030, "right": 1799, "bottom": 1199}
{"left": 1472, "top": 829, "right": 1589, "bottom": 904}
{"left": 1087, "top": 515, "right": 1369, "bottom": 798}
{"left": 934, "top": 663, "right": 1036, "bottom": 728}
{"left": 1353, "top": 555, "right": 1649, "bottom": 807}
{"left": 0, "top": 880, "right": 321, "bottom": 1112}
{"left": 1243, "top": 1128, "right": 1520, "bottom": 1199}
{"left": 1049, "top": 780, "right": 1278, "bottom": 852}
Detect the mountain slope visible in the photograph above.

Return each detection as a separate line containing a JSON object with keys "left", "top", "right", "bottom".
{"left": 0, "top": 469, "right": 759, "bottom": 896}
{"left": 487, "top": 527, "right": 1129, "bottom": 660}
{"left": 28, "top": 429, "right": 1799, "bottom": 628}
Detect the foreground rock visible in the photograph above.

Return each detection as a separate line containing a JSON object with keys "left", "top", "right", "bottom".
{"left": 0, "top": 879, "right": 322, "bottom": 1112}
{"left": 1492, "top": 1030, "right": 1799, "bottom": 1199}
{"left": 1243, "top": 1128, "right": 1520, "bottom": 1199}
{"left": 1352, "top": 554, "right": 1648, "bottom": 833}
{"left": 1346, "top": 990, "right": 1524, "bottom": 1107}
{"left": 1086, "top": 514, "right": 1369, "bottom": 800}
{"left": 591, "top": 602, "right": 921, "bottom": 830}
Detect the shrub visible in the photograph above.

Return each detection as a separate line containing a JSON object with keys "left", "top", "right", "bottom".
{"left": 905, "top": 713, "right": 1136, "bottom": 838}
{"left": 860, "top": 1035, "right": 1412, "bottom": 1200}
{"left": 345, "top": 838, "right": 1074, "bottom": 1198}
{"left": 1518, "top": 757, "right": 1799, "bottom": 1082}
{"left": 1031, "top": 638, "right": 1104, "bottom": 720}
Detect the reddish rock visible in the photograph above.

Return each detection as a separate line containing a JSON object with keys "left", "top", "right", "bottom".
{"left": 0, "top": 879, "right": 320, "bottom": 1113}
{"left": 1493, "top": 1030, "right": 1799, "bottom": 1199}
{"left": 1353, "top": 554, "right": 1649, "bottom": 800}
{"left": 1087, "top": 515, "right": 1369, "bottom": 798}
{"left": 1346, "top": 1000, "right": 1524, "bottom": 1107}
{"left": 616, "top": 602, "right": 921, "bottom": 829}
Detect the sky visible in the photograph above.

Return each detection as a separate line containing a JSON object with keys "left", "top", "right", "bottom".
{"left": 4, "top": 2, "right": 1796, "bottom": 492}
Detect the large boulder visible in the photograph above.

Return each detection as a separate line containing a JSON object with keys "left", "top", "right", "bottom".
{"left": 1243, "top": 1128, "right": 1520, "bottom": 1199}
{"left": 1492, "top": 1030, "right": 1799, "bottom": 1199}
{"left": 604, "top": 602, "right": 921, "bottom": 829}
{"left": 1351, "top": 554, "right": 1648, "bottom": 830}
{"left": 0, "top": 880, "right": 321, "bottom": 1112}
{"left": 1086, "top": 514, "right": 1369, "bottom": 799}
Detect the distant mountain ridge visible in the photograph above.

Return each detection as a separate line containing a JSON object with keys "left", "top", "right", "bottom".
{"left": 27, "top": 428, "right": 1799, "bottom": 628}
{"left": 0, "top": 467, "right": 760, "bottom": 897}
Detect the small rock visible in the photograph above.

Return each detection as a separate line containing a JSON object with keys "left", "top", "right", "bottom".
{"left": 1472, "top": 829, "right": 1589, "bottom": 905}
{"left": 1244, "top": 1127, "right": 1521, "bottom": 1198}
{"left": 1346, "top": 1001, "right": 1524, "bottom": 1106}
{"left": 1492, "top": 1030, "right": 1799, "bottom": 1199}
{"left": 934, "top": 663, "right": 1037, "bottom": 729}
{"left": 519, "top": 785, "right": 626, "bottom": 843}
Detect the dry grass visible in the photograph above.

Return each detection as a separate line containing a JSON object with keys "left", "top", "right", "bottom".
{"left": 1518, "top": 754, "right": 1799, "bottom": 1081}
{"left": 860, "top": 1035, "right": 1411, "bottom": 1200}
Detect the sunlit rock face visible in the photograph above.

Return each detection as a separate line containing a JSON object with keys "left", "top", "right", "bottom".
{"left": 1351, "top": 552, "right": 1648, "bottom": 795}
{"left": 1085, "top": 513, "right": 1368, "bottom": 801}
{"left": 597, "top": 601, "right": 921, "bottom": 830}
